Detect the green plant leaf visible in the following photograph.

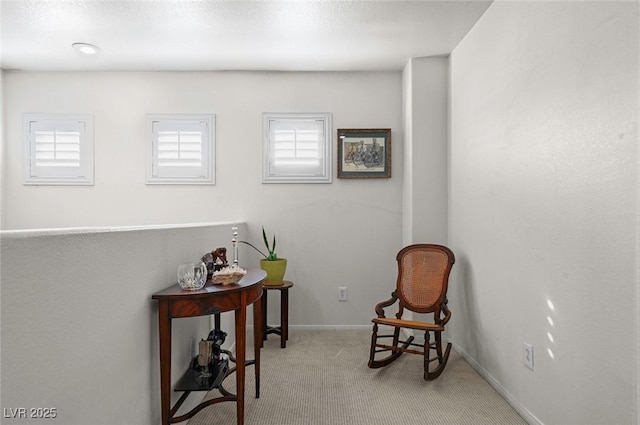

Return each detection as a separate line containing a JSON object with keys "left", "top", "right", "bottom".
{"left": 242, "top": 226, "right": 279, "bottom": 261}
{"left": 262, "top": 227, "right": 270, "bottom": 252}
{"left": 237, "top": 240, "right": 268, "bottom": 259}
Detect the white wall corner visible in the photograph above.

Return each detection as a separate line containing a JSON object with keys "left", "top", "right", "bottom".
{"left": 401, "top": 57, "right": 449, "bottom": 246}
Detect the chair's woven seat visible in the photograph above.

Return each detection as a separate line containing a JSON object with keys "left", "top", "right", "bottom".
{"left": 372, "top": 317, "right": 443, "bottom": 332}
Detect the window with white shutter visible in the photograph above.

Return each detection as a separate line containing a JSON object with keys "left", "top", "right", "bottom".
{"left": 262, "top": 113, "right": 332, "bottom": 183}
{"left": 23, "top": 114, "right": 94, "bottom": 185}
{"left": 146, "top": 114, "right": 215, "bottom": 184}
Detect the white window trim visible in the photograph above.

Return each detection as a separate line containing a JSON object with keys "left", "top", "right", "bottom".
{"left": 146, "top": 114, "right": 215, "bottom": 185}
{"left": 23, "top": 113, "right": 94, "bottom": 185}
{"left": 262, "top": 112, "right": 332, "bottom": 184}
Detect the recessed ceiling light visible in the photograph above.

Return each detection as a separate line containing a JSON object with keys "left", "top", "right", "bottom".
{"left": 72, "top": 43, "right": 100, "bottom": 56}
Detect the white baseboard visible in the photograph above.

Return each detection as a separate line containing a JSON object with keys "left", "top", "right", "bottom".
{"left": 289, "top": 324, "right": 372, "bottom": 331}
{"left": 246, "top": 324, "right": 372, "bottom": 332}
{"left": 449, "top": 340, "right": 543, "bottom": 425}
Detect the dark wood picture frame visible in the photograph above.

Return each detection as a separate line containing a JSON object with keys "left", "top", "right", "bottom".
{"left": 337, "top": 128, "right": 391, "bottom": 179}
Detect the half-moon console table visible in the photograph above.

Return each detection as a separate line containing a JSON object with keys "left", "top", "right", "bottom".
{"left": 152, "top": 269, "right": 266, "bottom": 425}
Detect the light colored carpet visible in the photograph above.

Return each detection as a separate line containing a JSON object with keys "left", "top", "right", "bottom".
{"left": 187, "top": 329, "right": 526, "bottom": 425}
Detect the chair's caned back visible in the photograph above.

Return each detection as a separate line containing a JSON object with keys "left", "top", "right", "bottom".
{"left": 396, "top": 244, "right": 455, "bottom": 313}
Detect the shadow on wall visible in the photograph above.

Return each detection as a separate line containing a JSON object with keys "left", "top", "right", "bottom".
{"left": 452, "top": 255, "right": 482, "bottom": 359}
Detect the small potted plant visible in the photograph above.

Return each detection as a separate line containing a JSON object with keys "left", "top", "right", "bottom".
{"left": 239, "top": 227, "right": 287, "bottom": 286}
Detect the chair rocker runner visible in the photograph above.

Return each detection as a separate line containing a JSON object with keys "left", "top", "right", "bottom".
{"left": 368, "top": 244, "right": 455, "bottom": 380}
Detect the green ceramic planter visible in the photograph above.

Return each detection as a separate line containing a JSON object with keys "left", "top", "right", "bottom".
{"left": 260, "top": 258, "right": 287, "bottom": 286}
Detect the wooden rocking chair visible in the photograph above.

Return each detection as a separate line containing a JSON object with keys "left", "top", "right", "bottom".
{"left": 368, "top": 244, "right": 455, "bottom": 380}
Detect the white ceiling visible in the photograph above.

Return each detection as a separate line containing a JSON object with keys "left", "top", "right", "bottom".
{"left": 0, "top": 0, "right": 492, "bottom": 72}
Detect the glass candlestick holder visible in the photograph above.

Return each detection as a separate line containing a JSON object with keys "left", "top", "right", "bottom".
{"left": 231, "top": 223, "right": 239, "bottom": 266}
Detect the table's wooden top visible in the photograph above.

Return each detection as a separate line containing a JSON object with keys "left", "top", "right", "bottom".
{"left": 152, "top": 268, "right": 266, "bottom": 300}
{"left": 263, "top": 280, "right": 294, "bottom": 290}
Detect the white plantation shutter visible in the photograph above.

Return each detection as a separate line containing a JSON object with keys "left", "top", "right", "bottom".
{"left": 263, "top": 113, "right": 332, "bottom": 183}
{"left": 34, "top": 129, "right": 81, "bottom": 168}
{"left": 271, "top": 119, "right": 323, "bottom": 170}
{"left": 23, "top": 114, "right": 94, "bottom": 185}
{"left": 147, "top": 115, "right": 215, "bottom": 184}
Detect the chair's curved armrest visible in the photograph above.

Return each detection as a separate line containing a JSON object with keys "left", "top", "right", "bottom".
{"left": 440, "top": 298, "right": 452, "bottom": 325}
{"left": 441, "top": 308, "right": 451, "bottom": 325}
{"left": 374, "top": 291, "right": 398, "bottom": 317}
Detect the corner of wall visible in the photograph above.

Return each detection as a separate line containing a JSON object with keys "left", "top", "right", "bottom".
{"left": 402, "top": 59, "right": 414, "bottom": 246}
{"left": 1, "top": 69, "right": 5, "bottom": 231}
{"left": 402, "top": 57, "right": 449, "bottom": 246}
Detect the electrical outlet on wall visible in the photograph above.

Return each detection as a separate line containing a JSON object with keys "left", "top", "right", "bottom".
{"left": 523, "top": 342, "right": 534, "bottom": 370}
{"left": 338, "top": 286, "right": 348, "bottom": 302}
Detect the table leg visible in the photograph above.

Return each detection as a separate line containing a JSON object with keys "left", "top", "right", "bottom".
{"left": 261, "top": 288, "right": 268, "bottom": 345}
{"left": 158, "top": 301, "right": 172, "bottom": 425}
{"left": 281, "top": 288, "right": 289, "bottom": 348}
{"left": 214, "top": 312, "right": 221, "bottom": 331}
{"left": 253, "top": 295, "right": 262, "bottom": 398}
{"left": 235, "top": 304, "right": 247, "bottom": 425}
